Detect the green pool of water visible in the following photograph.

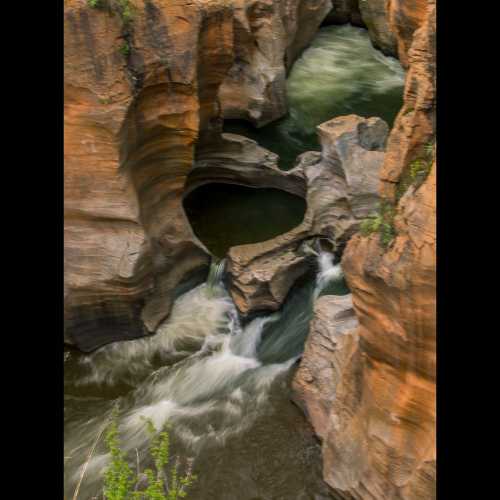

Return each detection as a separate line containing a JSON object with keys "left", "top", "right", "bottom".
{"left": 224, "top": 24, "right": 405, "bottom": 169}
{"left": 183, "top": 183, "right": 306, "bottom": 258}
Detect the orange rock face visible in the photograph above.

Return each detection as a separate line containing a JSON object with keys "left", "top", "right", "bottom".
{"left": 292, "top": 1, "right": 436, "bottom": 499}
{"left": 64, "top": 0, "right": 337, "bottom": 350}
{"left": 64, "top": 0, "right": 234, "bottom": 350}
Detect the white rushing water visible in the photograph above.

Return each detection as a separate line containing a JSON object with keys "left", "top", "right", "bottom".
{"left": 284, "top": 24, "right": 406, "bottom": 137}
{"left": 315, "top": 251, "right": 344, "bottom": 299}
{"left": 224, "top": 24, "right": 405, "bottom": 171}
{"left": 64, "top": 254, "right": 346, "bottom": 498}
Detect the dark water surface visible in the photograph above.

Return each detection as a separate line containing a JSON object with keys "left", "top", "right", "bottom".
{"left": 183, "top": 183, "right": 306, "bottom": 258}
{"left": 225, "top": 24, "right": 405, "bottom": 169}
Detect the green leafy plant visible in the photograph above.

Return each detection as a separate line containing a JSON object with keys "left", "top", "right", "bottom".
{"left": 102, "top": 410, "right": 196, "bottom": 500}
{"left": 395, "top": 139, "right": 435, "bottom": 201}
{"left": 119, "top": 41, "right": 130, "bottom": 56}
{"left": 424, "top": 141, "right": 435, "bottom": 157}
{"left": 87, "top": 0, "right": 101, "bottom": 7}
{"left": 103, "top": 412, "right": 134, "bottom": 500}
{"left": 360, "top": 201, "right": 396, "bottom": 249}
{"left": 117, "top": 0, "right": 133, "bottom": 24}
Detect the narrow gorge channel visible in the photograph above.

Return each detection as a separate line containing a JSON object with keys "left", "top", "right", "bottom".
{"left": 65, "top": 17, "right": 407, "bottom": 500}
{"left": 225, "top": 25, "right": 404, "bottom": 169}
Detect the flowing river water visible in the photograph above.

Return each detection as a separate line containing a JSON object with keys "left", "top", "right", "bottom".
{"left": 225, "top": 24, "right": 405, "bottom": 169}
{"left": 65, "top": 254, "right": 347, "bottom": 499}
{"left": 64, "top": 23, "right": 404, "bottom": 500}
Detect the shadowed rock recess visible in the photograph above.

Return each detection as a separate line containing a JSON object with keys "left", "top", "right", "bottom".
{"left": 65, "top": 1, "right": 435, "bottom": 499}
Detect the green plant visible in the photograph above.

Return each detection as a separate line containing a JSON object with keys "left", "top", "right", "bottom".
{"left": 103, "top": 409, "right": 134, "bottom": 500}
{"left": 395, "top": 139, "right": 435, "bottom": 201}
{"left": 102, "top": 410, "right": 196, "bottom": 500}
{"left": 87, "top": 0, "right": 101, "bottom": 7}
{"left": 424, "top": 142, "right": 434, "bottom": 156}
{"left": 359, "top": 202, "right": 396, "bottom": 249}
{"left": 119, "top": 41, "right": 130, "bottom": 56}
{"left": 117, "top": 0, "right": 133, "bottom": 24}
{"left": 409, "top": 158, "right": 432, "bottom": 182}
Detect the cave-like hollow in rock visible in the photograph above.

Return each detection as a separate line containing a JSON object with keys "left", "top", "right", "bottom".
{"left": 183, "top": 182, "right": 307, "bottom": 259}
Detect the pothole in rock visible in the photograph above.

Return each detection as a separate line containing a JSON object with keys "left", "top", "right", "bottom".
{"left": 183, "top": 183, "right": 306, "bottom": 259}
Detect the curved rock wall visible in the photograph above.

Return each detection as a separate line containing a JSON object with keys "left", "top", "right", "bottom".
{"left": 324, "top": 0, "right": 363, "bottom": 26}
{"left": 64, "top": 0, "right": 337, "bottom": 350}
{"left": 227, "top": 115, "right": 388, "bottom": 316}
{"left": 292, "top": 1, "right": 436, "bottom": 499}
{"left": 218, "top": 0, "right": 332, "bottom": 127}
{"left": 64, "top": 0, "right": 234, "bottom": 350}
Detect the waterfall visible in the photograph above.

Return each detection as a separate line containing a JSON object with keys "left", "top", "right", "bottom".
{"left": 314, "top": 251, "right": 344, "bottom": 299}
{"left": 206, "top": 258, "right": 226, "bottom": 294}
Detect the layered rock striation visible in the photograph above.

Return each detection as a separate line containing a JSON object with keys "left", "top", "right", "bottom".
{"left": 64, "top": 0, "right": 342, "bottom": 350}
{"left": 64, "top": 0, "right": 235, "bottom": 350}
{"left": 292, "top": 1, "right": 436, "bottom": 499}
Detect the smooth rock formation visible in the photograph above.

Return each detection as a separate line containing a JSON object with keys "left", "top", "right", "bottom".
{"left": 292, "top": 294, "right": 359, "bottom": 442}
{"left": 227, "top": 115, "right": 387, "bottom": 316}
{"left": 292, "top": 2, "right": 436, "bottom": 499}
{"left": 187, "top": 133, "right": 306, "bottom": 198}
{"left": 218, "top": 0, "right": 332, "bottom": 127}
{"left": 64, "top": 0, "right": 357, "bottom": 350}
{"left": 358, "top": 0, "right": 397, "bottom": 56}
{"left": 64, "top": 0, "right": 235, "bottom": 350}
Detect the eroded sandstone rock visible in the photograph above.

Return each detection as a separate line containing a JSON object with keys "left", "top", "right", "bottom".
{"left": 226, "top": 115, "right": 387, "bottom": 316}
{"left": 292, "top": 2, "right": 436, "bottom": 499}
{"left": 358, "top": 0, "right": 397, "bottom": 56}
{"left": 324, "top": 0, "right": 363, "bottom": 26}
{"left": 64, "top": 0, "right": 352, "bottom": 350}
{"left": 218, "top": 0, "right": 332, "bottom": 127}
{"left": 292, "top": 294, "right": 359, "bottom": 434}
{"left": 64, "top": 0, "right": 234, "bottom": 350}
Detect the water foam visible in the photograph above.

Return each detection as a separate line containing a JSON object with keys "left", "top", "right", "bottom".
{"left": 65, "top": 252, "right": 346, "bottom": 497}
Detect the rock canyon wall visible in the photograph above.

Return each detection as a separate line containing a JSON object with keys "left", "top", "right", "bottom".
{"left": 64, "top": 0, "right": 233, "bottom": 350}
{"left": 65, "top": 1, "right": 436, "bottom": 498}
{"left": 293, "top": 1, "right": 436, "bottom": 499}
{"left": 64, "top": 0, "right": 334, "bottom": 350}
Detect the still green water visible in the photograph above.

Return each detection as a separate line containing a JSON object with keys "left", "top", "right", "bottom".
{"left": 183, "top": 183, "right": 306, "bottom": 258}
{"left": 225, "top": 24, "right": 405, "bottom": 169}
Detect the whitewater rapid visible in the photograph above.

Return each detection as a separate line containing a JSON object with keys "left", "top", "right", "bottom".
{"left": 64, "top": 253, "right": 345, "bottom": 498}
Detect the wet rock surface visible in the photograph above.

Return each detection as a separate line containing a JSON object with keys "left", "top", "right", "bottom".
{"left": 292, "top": 294, "right": 359, "bottom": 441}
